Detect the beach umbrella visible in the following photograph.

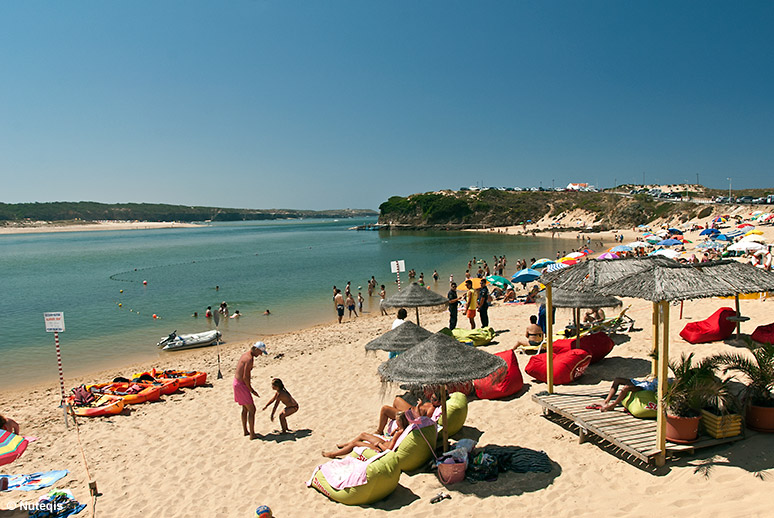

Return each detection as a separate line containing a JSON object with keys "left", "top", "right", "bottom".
{"left": 737, "top": 224, "right": 754, "bottom": 229}
{"left": 713, "top": 216, "right": 727, "bottom": 223}
{"left": 597, "top": 252, "right": 619, "bottom": 260}
{"left": 533, "top": 258, "right": 555, "bottom": 269}
{"left": 536, "top": 288, "right": 621, "bottom": 349}
{"left": 544, "top": 262, "right": 569, "bottom": 273}
{"left": 728, "top": 241, "right": 766, "bottom": 252}
{"left": 740, "top": 234, "right": 766, "bottom": 243}
{"left": 628, "top": 241, "right": 650, "bottom": 248}
{"left": 667, "top": 228, "right": 682, "bottom": 235}
{"left": 378, "top": 332, "right": 506, "bottom": 451}
{"left": 381, "top": 283, "right": 448, "bottom": 326}
{"left": 651, "top": 249, "right": 681, "bottom": 259}
{"left": 745, "top": 229, "right": 764, "bottom": 236}
{"left": 485, "top": 275, "right": 512, "bottom": 289}
{"left": 558, "top": 257, "right": 578, "bottom": 265}
{"left": 565, "top": 251, "right": 587, "bottom": 259}
{"left": 511, "top": 268, "right": 541, "bottom": 284}
{"left": 700, "top": 229, "right": 720, "bottom": 236}
{"left": 656, "top": 238, "right": 683, "bottom": 246}
{"left": 365, "top": 320, "right": 434, "bottom": 353}
{"left": 610, "top": 245, "right": 632, "bottom": 253}
{"left": 0, "top": 430, "right": 28, "bottom": 467}
{"left": 646, "top": 237, "right": 661, "bottom": 244}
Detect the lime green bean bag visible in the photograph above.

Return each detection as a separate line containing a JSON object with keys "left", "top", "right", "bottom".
{"left": 350, "top": 425, "right": 438, "bottom": 472}
{"left": 622, "top": 389, "right": 658, "bottom": 419}
{"left": 310, "top": 451, "right": 401, "bottom": 505}
{"left": 439, "top": 392, "right": 468, "bottom": 436}
{"left": 439, "top": 326, "right": 496, "bottom": 346}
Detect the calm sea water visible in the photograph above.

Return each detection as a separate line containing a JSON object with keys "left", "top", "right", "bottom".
{"left": 0, "top": 219, "right": 575, "bottom": 388}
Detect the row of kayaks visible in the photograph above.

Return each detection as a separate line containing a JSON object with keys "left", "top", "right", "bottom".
{"left": 66, "top": 369, "right": 207, "bottom": 417}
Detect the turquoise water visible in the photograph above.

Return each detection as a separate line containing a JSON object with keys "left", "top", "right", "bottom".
{"left": 0, "top": 219, "right": 575, "bottom": 388}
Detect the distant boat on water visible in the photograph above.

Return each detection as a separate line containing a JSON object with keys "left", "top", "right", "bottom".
{"left": 349, "top": 224, "right": 386, "bottom": 231}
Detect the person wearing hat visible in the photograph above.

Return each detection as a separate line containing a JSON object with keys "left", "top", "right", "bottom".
{"left": 234, "top": 342, "right": 267, "bottom": 440}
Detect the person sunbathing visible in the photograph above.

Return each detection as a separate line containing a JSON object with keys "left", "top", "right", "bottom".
{"left": 375, "top": 390, "right": 440, "bottom": 435}
{"left": 599, "top": 376, "right": 658, "bottom": 411}
{"left": 525, "top": 285, "right": 540, "bottom": 304}
{"left": 503, "top": 286, "right": 516, "bottom": 302}
{"left": 0, "top": 413, "right": 19, "bottom": 434}
{"left": 323, "top": 411, "right": 409, "bottom": 458}
{"left": 514, "top": 315, "right": 544, "bottom": 348}
{"left": 584, "top": 307, "right": 605, "bottom": 324}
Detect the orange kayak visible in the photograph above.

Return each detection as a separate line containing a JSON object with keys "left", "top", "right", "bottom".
{"left": 134, "top": 369, "right": 208, "bottom": 389}
{"left": 88, "top": 382, "right": 163, "bottom": 405}
{"left": 67, "top": 394, "right": 125, "bottom": 417}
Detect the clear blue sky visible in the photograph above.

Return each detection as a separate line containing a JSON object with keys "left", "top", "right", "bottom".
{"left": 1, "top": 1, "right": 772, "bottom": 210}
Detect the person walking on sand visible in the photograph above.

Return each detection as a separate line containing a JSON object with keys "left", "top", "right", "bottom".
{"left": 379, "top": 285, "right": 388, "bottom": 315}
{"left": 478, "top": 277, "right": 490, "bottom": 328}
{"left": 234, "top": 342, "right": 267, "bottom": 440}
{"left": 262, "top": 378, "right": 298, "bottom": 434}
{"left": 464, "top": 279, "right": 478, "bottom": 329}
{"left": 334, "top": 288, "right": 345, "bottom": 323}
{"left": 346, "top": 292, "right": 358, "bottom": 319}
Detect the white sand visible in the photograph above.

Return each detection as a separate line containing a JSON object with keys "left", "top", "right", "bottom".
{"left": 0, "top": 221, "right": 200, "bottom": 235}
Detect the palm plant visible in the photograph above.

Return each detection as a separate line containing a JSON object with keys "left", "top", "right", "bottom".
{"left": 663, "top": 353, "right": 735, "bottom": 417}
{"left": 712, "top": 342, "right": 774, "bottom": 408}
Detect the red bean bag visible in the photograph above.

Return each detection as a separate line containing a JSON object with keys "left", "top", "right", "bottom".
{"left": 679, "top": 307, "right": 737, "bottom": 344}
{"left": 752, "top": 322, "right": 774, "bottom": 345}
{"left": 473, "top": 350, "right": 524, "bottom": 399}
{"left": 551, "top": 333, "right": 615, "bottom": 364}
{"left": 525, "top": 349, "right": 592, "bottom": 385}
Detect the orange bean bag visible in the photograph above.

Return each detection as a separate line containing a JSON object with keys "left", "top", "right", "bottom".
{"left": 525, "top": 349, "right": 592, "bottom": 385}
{"left": 552, "top": 332, "right": 615, "bottom": 363}
{"left": 679, "top": 307, "right": 737, "bottom": 344}
{"left": 473, "top": 350, "right": 524, "bottom": 399}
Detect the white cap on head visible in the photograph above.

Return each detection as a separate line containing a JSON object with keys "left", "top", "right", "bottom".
{"left": 252, "top": 341, "right": 267, "bottom": 354}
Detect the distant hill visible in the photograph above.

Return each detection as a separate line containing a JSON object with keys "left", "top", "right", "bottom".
{"left": 0, "top": 202, "right": 377, "bottom": 223}
{"left": 377, "top": 188, "right": 771, "bottom": 229}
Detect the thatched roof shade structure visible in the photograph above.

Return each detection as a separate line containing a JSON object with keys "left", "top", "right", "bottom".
{"left": 536, "top": 288, "right": 622, "bottom": 309}
{"left": 381, "top": 282, "right": 448, "bottom": 325}
{"left": 364, "top": 320, "right": 433, "bottom": 353}
{"left": 378, "top": 332, "right": 506, "bottom": 451}
{"left": 598, "top": 260, "right": 774, "bottom": 302}
{"left": 540, "top": 256, "right": 674, "bottom": 292}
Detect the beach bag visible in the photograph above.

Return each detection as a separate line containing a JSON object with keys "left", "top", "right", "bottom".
{"left": 437, "top": 459, "right": 467, "bottom": 485}
{"left": 465, "top": 452, "right": 498, "bottom": 482}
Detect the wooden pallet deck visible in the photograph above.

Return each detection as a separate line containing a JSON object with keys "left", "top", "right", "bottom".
{"left": 532, "top": 389, "right": 743, "bottom": 464}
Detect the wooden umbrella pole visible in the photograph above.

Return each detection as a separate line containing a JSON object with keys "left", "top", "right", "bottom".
{"left": 574, "top": 308, "right": 581, "bottom": 349}
{"left": 546, "top": 284, "right": 554, "bottom": 394}
{"left": 651, "top": 302, "right": 660, "bottom": 377}
{"left": 655, "top": 300, "right": 670, "bottom": 467}
{"left": 734, "top": 293, "right": 741, "bottom": 337}
{"left": 440, "top": 384, "right": 449, "bottom": 453}
{"left": 416, "top": 307, "right": 420, "bottom": 326}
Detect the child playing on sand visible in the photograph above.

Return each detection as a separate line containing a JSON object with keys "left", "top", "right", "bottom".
{"left": 262, "top": 378, "right": 298, "bottom": 433}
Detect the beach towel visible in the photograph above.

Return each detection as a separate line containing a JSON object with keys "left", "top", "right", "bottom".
{"left": 0, "top": 430, "right": 28, "bottom": 466}
{"left": 308, "top": 451, "right": 387, "bottom": 490}
{"left": 29, "top": 489, "right": 86, "bottom": 517}
{"left": 0, "top": 470, "right": 68, "bottom": 491}
{"left": 481, "top": 446, "right": 553, "bottom": 473}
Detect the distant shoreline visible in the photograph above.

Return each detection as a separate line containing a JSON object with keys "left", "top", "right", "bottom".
{"left": 0, "top": 220, "right": 202, "bottom": 235}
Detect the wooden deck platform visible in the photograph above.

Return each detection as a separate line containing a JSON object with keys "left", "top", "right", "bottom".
{"left": 532, "top": 389, "right": 744, "bottom": 465}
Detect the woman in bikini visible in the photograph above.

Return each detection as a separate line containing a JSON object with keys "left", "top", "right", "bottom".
{"left": 262, "top": 378, "right": 298, "bottom": 434}
{"left": 323, "top": 411, "right": 409, "bottom": 458}
{"left": 514, "top": 315, "right": 544, "bottom": 348}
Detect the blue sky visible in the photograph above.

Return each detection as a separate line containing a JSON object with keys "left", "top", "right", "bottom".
{"left": 1, "top": 1, "right": 772, "bottom": 210}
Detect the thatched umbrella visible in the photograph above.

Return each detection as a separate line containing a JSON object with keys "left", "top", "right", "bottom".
{"left": 364, "top": 320, "right": 434, "bottom": 353}
{"left": 378, "top": 332, "right": 506, "bottom": 452}
{"left": 596, "top": 259, "right": 774, "bottom": 466}
{"left": 381, "top": 282, "right": 448, "bottom": 325}
{"left": 536, "top": 288, "right": 622, "bottom": 348}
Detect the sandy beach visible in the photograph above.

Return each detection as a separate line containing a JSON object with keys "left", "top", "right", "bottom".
{"left": 3, "top": 265, "right": 774, "bottom": 517}
{"left": 0, "top": 221, "right": 201, "bottom": 235}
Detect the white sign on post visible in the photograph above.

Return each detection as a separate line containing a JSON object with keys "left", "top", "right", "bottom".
{"left": 390, "top": 260, "right": 406, "bottom": 273}
{"left": 44, "top": 312, "right": 65, "bottom": 332}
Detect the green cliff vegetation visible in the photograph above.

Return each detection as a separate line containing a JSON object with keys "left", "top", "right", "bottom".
{"left": 0, "top": 202, "right": 377, "bottom": 224}
{"left": 378, "top": 189, "right": 702, "bottom": 229}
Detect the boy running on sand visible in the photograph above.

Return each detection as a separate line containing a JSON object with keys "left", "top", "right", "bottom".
{"left": 263, "top": 378, "right": 298, "bottom": 434}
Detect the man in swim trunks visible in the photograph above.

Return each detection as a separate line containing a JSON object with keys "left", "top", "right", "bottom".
{"left": 477, "top": 277, "right": 490, "bottom": 327}
{"left": 234, "top": 342, "right": 267, "bottom": 439}
{"left": 465, "top": 280, "right": 478, "bottom": 329}
{"left": 514, "top": 315, "right": 544, "bottom": 348}
{"left": 334, "top": 288, "right": 345, "bottom": 323}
